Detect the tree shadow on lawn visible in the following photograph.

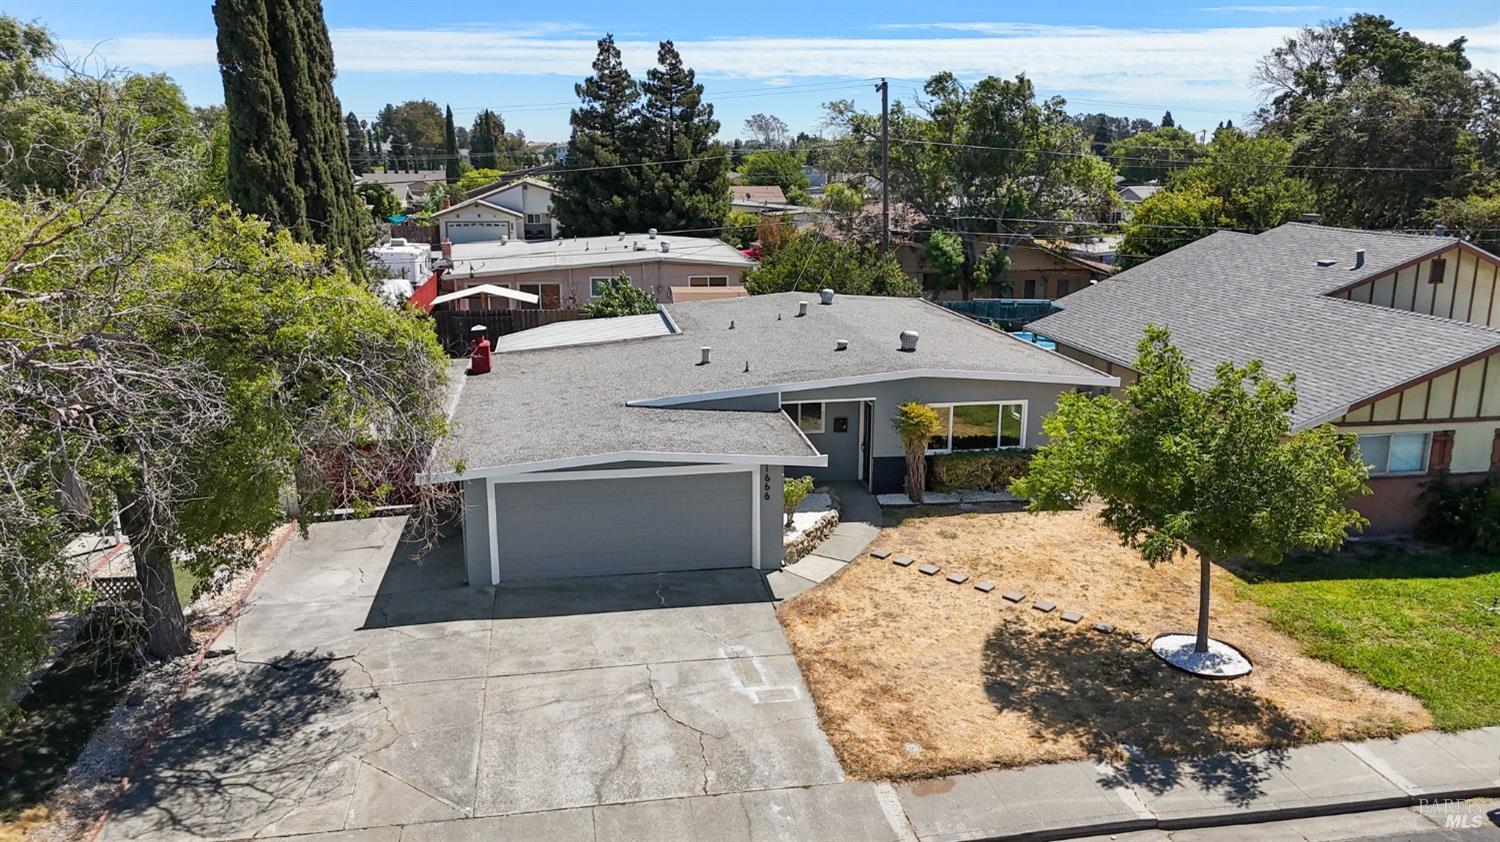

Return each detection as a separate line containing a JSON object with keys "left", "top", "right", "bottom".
{"left": 108, "top": 653, "right": 379, "bottom": 840}
{"left": 1230, "top": 545, "right": 1500, "bottom": 585}
{"left": 982, "top": 622, "right": 1304, "bottom": 806}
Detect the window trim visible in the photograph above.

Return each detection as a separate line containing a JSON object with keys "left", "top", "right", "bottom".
{"left": 1357, "top": 432, "right": 1430, "bottom": 476}
{"left": 689, "top": 275, "right": 730, "bottom": 288}
{"left": 782, "top": 401, "right": 826, "bottom": 435}
{"left": 588, "top": 276, "right": 621, "bottom": 298}
{"left": 924, "top": 401, "right": 1027, "bottom": 455}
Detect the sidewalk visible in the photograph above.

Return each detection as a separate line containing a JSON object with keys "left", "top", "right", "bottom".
{"left": 766, "top": 481, "right": 883, "bottom": 600}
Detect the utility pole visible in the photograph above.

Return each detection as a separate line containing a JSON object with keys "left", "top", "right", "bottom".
{"left": 877, "top": 78, "right": 890, "bottom": 253}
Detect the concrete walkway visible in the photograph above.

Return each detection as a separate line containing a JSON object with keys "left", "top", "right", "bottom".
{"left": 766, "top": 481, "right": 883, "bottom": 600}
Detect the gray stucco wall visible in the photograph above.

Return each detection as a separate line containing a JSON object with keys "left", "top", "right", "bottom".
{"left": 759, "top": 463, "right": 785, "bottom": 570}
{"left": 461, "top": 478, "right": 491, "bottom": 586}
{"left": 793, "top": 400, "right": 862, "bottom": 483}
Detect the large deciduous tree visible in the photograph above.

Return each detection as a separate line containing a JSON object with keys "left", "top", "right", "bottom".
{"left": 743, "top": 231, "right": 921, "bottom": 297}
{"left": 213, "top": 0, "right": 366, "bottom": 270}
{"left": 1012, "top": 327, "right": 1369, "bottom": 656}
{"left": 1108, "top": 126, "right": 1202, "bottom": 183}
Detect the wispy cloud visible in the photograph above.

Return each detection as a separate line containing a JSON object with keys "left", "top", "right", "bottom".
{"left": 1199, "top": 5, "right": 1327, "bottom": 13}
{"left": 60, "top": 20, "right": 1500, "bottom": 117}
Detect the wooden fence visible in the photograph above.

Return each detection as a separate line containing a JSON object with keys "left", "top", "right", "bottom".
{"left": 432, "top": 308, "right": 584, "bottom": 355}
{"left": 389, "top": 220, "right": 439, "bottom": 246}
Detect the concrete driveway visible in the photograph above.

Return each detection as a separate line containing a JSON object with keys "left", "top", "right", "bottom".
{"left": 99, "top": 516, "right": 870, "bottom": 841}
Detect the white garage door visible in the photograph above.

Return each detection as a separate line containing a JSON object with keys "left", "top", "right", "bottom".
{"left": 446, "top": 221, "right": 511, "bottom": 244}
{"left": 493, "top": 471, "right": 754, "bottom": 581}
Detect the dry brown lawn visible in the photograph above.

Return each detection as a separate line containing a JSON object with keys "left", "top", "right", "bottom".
{"left": 778, "top": 505, "right": 1431, "bottom": 781}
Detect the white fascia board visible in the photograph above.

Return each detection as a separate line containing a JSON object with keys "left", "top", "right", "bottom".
{"left": 627, "top": 369, "right": 1120, "bottom": 408}
{"left": 417, "top": 449, "right": 827, "bottom": 484}
{"left": 491, "top": 463, "right": 753, "bottom": 484}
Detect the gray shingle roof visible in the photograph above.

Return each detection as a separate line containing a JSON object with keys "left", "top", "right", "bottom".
{"left": 1031, "top": 223, "right": 1500, "bottom": 428}
{"left": 427, "top": 293, "right": 1115, "bottom": 478}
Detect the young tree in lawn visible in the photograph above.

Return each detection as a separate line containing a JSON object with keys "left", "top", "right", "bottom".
{"left": 893, "top": 403, "right": 943, "bottom": 503}
{"left": 1011, "top": 327, "right": 1369, "bottom": 659}
{"left": 783, "top": 475, "right": 815, "bottom": 528}
{"left": 443, "top": 104, "right": 460, "bottom": 182}
{"left": 552, "top": 34, "right": 642, "bottom": 236}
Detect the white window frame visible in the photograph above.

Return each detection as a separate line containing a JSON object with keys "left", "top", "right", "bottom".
{"left": 925, "top": 401, "right": 1027, "bottom": 454}
{"left": 689, "top": 275, "right": 730, "bottom": 287}
{"left": 1357, "top": 432, "right": 1430, "bottom": 476}
{"left": 589, "top": 276, "right": 621, "bottom": 298}
{"left": 782, "top": 401, "right": 825, "bottom": 434}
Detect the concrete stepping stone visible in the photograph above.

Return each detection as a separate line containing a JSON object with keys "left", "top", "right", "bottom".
{"left": 1093, "top": 622, "right": 1116, "bottom": 634}
{"left": 892, "top": 556, "right": 915, "bottom": 567}
{"left": 974, "top": 582, "right": 995, "bottom": 593}
{"left": 1001, "top": 591, "right": 1024, "bottom": 603}
{"left": 1060, "top": 611, "right": 1083, "bottom": 624}
{"left": 1032, "top": 601, "right": 1056, "bottom": 613}
{"left": 870, "top": 548, "right": 891, "bottom": 559}
{"left": 918, "top": 563, "right": 940, "bottom": 576}
{"left": 946, "top": 573, "right": 969, "bottom": 584}
{"left": 1129, "top": 632, "right": 1149, "bottom": 644}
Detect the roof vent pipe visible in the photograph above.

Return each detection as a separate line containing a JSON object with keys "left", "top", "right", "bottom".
{"left": 649, "top": 228, "right": 658, "bottom": 239}
{"left": 618, "top": 232, "right": 626, "bottom": 240}
{"left": 835, "top": 339, "right": 849, "bottom": 351}
{"left": 819, "top": 288, "right": 835, "bottom": 305}
{"left": 699, "top": 346, "right": 712, "bottom": 365}
{"left": 899, "top": 330, "right": 919, "bottom": 352}
{"left": 797, "top": 300, "right": 809, "bottom": 317}
{"left": 1350, "top": 249, "right": 1366, "bottom": 271}
{"left": 1434, "top": 224, "right": 1447, "bottom": 237}
{"left": 660, "top": 241, "right": 670, "bottom": 253}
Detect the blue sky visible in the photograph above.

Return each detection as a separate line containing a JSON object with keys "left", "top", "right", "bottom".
{"left": 10, "top": 0, "right": 1499, "bottom": 142}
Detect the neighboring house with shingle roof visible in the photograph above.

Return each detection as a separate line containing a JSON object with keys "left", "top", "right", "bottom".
{"left": 435, "top": 177, "right": 559, "bottom": 244}
{"left": 1032, "top": 221, "right": 1500, "bottom": 535}
{"left": 421, "top": 292, "right": 1115, "bottom": 585}
{"left": 357, "top": 170, "right": 446, "bottom": 209}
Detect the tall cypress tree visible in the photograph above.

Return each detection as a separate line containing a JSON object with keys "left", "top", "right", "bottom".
{"left": 469, "top": 109, "right": 504, "bottom": 170}
{"left": 637, "top": 40, "right": 729, "bottom": 232}
{"left": 552, "top": 34, "right": 641, "bottom": 236}
{"left": 346, "top": 112, "right": 368, "bottom": 175}
{"left": 444, "top": 104, "right": 460, "bottom": 182}
{"left": 214, "top": 0, "right": 367, "bottom": 269}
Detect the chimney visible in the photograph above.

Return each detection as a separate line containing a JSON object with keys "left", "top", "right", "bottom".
{"left": 699, "top": 346, "right": 712, "bottom": 365}
{"left": 899, "top": 330, "right": 919, "bottom": 352}
{"left": 441, "top": 238, "right": 453, "bottom": 260}
{"left": 1434, "top": 224, "right": 1447, "bottom": 237}
{"left": 648, "top": 228, "right": 658, "bottom": 239}
{"left": 835, "top": 339, "right": 849, "bottom": 351}
{"left": 797, "top": 300, "right": 809, "bottom": 317}
{"left": 1350, "top": 249, "right": 1366, "bottom": 271}
{"left": 819, "top": 288, "right": 835, "bottom": 305}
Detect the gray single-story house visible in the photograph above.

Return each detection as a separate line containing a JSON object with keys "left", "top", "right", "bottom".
{"left": 420, "top": 292, "right": 1116, "bottom": 584}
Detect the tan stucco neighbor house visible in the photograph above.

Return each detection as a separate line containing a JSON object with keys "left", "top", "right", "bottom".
{"left": 434, "top": 177, "right": 560, "bottom": 244}
{"left": 442, "top": 232, "right": 757, "bottom": 311}
{"left": 421, "top": 293, "right": 1116, "bottom": 585}
{"left": 1031, "top": 222, "right": 1500, "bottom": 536}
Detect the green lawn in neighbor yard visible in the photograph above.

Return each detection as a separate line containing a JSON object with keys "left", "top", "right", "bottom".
{"left": 1236, "top": 548, "right": 1500, "bottom": 732}
{"left": 173, "top": 562, "right": 200, "bottom": 609}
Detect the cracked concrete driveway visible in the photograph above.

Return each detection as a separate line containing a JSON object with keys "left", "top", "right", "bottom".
{"left": 100, "top": 517, "right": 847, "bottom": 841}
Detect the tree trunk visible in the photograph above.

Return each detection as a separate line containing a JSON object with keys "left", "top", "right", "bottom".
{"left": 1195, "top": 555, "right": 1212, "bottom": 654}
{"left": 905, "top": 441, "right": 926, "bottom": 503}
{"left": 117, "top": 489, "right": 193, "bottom": 659}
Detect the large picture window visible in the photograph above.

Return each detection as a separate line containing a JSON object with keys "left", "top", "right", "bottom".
{"left": 1356, "top": 432, "right": 1429, "bottom": 475}
{"left": 782, "top": 402, "right": 825, "bottom": 434}
{"left": 926, "top": 402, "right": 1025, "bottom": 453}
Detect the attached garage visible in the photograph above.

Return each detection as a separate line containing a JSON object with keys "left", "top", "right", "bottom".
{"left": 445, "top": 220, "right": 512, "bottom": 244}
{"left": 481, "top": 467, "right": 763, "bottom": 582}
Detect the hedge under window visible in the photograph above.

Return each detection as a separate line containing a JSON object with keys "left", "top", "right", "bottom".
{"left": 927, "top": 402, "right": 1024, "bottom": 453}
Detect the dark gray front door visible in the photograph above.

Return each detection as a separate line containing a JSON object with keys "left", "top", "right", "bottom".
{"left": 493, "top": 471, "right": 753, "bottom": 581}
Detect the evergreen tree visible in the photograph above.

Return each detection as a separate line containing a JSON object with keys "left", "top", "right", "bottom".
{"left": 1161, "top": 110, "right": 1176, "bottom": 128}
{"left": 635, "top": 40, "right": 729, "bottom": 231}
{"left": 444, "top": 104, "right": 460, "bottom": 182}
{"left": 469, "top": 110, "right": 501, "bottom": 169}
{"left": 552, "top": 34, "right": 641, "bottom": 236}
{"left": 346, "top": 111, "right": 368, "bottom": 174}
{"left": 213, "top": 0, "right": 366, "bottom": 270}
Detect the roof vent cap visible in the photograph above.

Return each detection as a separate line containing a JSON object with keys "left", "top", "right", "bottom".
{"left": 1434, "top": 224, "right": 1447, "bottom": 237}
{"left": 899, "top": 330, "right": 919, "bottom": 352}
{"left": 819, "top": 288, "right": 835, "bottom": 305}
{"left": 1350, "top": 249, "right": 1366, "bottom": 271}
{"left": 1299, "top": 213, "right": 1322, "bottom": 225}
{"left": 660, "top": 241, "right": 670, "bottom": 253}
{"left": 618, "top": 231, "right": 626, "bottom": 240}
{"left": 699, "top": 346, "right": 711, "bottom": 365}
{"left": 835, "top": 339, "right": 849, "bottom": 351}
{"left": 1316, "top": 259, "right": 1337, "bottom": 268}
{"left": 797, "top": 300, "right": 809, "bottom": 317}
{"left": 648, "top": 228, "right": 658, "bottom": 239}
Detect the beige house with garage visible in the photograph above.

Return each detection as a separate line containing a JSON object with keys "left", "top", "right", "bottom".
{"left": 1033, "top": 222, "right": 1500, "bottom": 536}
{"left": 441, "top": 232, "right": 757, "bottom": 310}
{"left": 435, "top": 177, "right": 560, "bottom": 244}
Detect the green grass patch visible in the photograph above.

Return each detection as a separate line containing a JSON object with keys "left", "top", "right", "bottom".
{"left": 173, "top": 563, "right": 201, "bottom": 609}
{"left": 1236, "top": 548, "right": 1500, "bottom": 731}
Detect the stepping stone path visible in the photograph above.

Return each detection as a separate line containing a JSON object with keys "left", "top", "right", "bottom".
{"left": 918, "top": 563, "right": 941, "bottom": 576}
{"left": 880, "top": 557, "right": 1125, "bottom": 638}
{"left": 974, "top": 582, "right": 995, "bottom": 593}
{"left": 946, "top": 573, "right": 969, "bottom": 585}
{"left": 870, "top": 548, "right": 891, "bottom": 559}
{"left": 892, "top": 556, "right": 915, "bottom": 567}
{"left": 1060, "top": 611, "right": 1083, "bottom": 624}
{"left": 1129, "top": 632, "right": 1149, "bottom": 644}
{"left": 1093, "top": 622, "right": 1116, "bottom": 634}
{"left": 1032, "top": 601, "right": 1056, "bottom": 613}
{"left": 1001, "top": 592, "right": 1025, "bottom": 603}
